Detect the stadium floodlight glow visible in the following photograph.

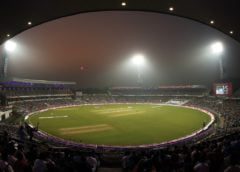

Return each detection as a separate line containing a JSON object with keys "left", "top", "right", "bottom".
{"left": 210, "top": 20, "right": 214, "bottom": 24}
{"left": 131, "top": 54, "right": 145, "bottom": 66}
{"left": 4, "top": 40, "right": 17, "bottom": 52}
{"left": 2, "top": 40, "right": 17, "bottom": 79}
{"left": 210, "top": 41, "right": 224, "bottom": 80}
{"left": 169, "top": 7, "right": 174, "bottom": 11}
{"left": 121, "top": 2, "right": 126, "bottom": 6}
{"left": 131, "top": 54, "right": 145, "bottom": 84}
{"left": 211, "top": 41, "right": 223, "bottom": 55}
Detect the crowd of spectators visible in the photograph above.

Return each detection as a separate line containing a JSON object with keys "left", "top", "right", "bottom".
{"left": 185, "top": 97, "right": 240, "bottom": 129}
{"left": 0, "top": 129, "right": 100, "bottom": 172}
{"left": 13, "top": 98, "right": 80, "bottom": 116}
{"left": 110, "top": 87, "right": 209, "bottom": 96}
{"left": 121, "top": 132, "right": 240, "bottom": 172}
{"left": 1, "top": 123, "right": 239, "bottom": 171}
{"left": 1, "top": 95, "right": 240, "bottom": 171}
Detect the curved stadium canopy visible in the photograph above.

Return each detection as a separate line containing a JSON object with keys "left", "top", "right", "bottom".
{"left": 0, "top": 0, "right": 240, "bottom": 44}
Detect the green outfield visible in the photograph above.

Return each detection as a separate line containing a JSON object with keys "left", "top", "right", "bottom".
{"left": 27, "top": 104, "right": 211, "bottom": 146}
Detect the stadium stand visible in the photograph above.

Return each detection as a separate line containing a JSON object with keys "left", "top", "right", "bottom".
{"left": 1, "top": 85, "right": 240, "bottom": 171}
{"left": 110, "top": 85, "right": 209, "bottom": 96}
{"left": 0, "top": 78, "right": 76, "bottom": 106}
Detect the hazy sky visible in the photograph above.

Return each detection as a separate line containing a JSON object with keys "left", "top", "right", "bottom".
{"left": 1, "top": 11, "right": 240, "bottom": 87}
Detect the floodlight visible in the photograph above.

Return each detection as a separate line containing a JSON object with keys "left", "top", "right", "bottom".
{"left": 4, "top": 40, "right": 17, "bottom": 52}
{"left": 121, "top": 2, "right": 126, "bottom": 6}
{"left": 169, "top": 7, "right": 174, "bottom": 11}
{"left": 210, "top": 41, "right": 224, "bottom": 79}
{"left": 131, "top": 54, "right": 145, "bottom": 66}
{"left": 211, "top": 42, "right": 223, "bottom": 55}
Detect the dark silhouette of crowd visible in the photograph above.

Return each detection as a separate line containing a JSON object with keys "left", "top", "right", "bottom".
{"left": 0, "top": 126, "right": 99, "bottom": 172}
{"left": 121, "top": 132, "right": 240, "bottom": 172}
{"left": 0, "top": 96, "right": 240, "bottom": 171}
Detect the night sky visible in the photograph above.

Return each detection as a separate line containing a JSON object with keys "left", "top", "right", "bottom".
{"left": 1, "top": 11, "right": 240, "bottom": 87}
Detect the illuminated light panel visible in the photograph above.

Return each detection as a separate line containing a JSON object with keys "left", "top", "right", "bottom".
{"left": 28, "top": 21, "right": 32, "bottom": 25}
{"left": 230, "top": 30, "right": 234, "bottom": 34}
{"left": 210, "top": 20, "right": 214, "bottom": 24}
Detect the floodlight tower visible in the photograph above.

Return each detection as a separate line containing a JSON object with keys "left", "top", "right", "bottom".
{"left": 1, "top": 40, "right": 17, "bottom": 80}
{"left": 211, "top": 41, "right": 224, "bottom": 80}
{"left": 131, "top": 54, "right": 145, "bottom": 84}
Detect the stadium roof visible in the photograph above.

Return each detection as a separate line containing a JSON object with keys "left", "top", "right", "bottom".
{"left": 0, "top": 0, "right": 240, "bottom": 44}
{"left": 1, "top": 77, "right": 76, "bottom": 85}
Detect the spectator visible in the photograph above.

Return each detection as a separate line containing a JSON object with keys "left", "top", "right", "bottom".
{"left": 224, "top": 154, "right": 240, "bottom": 172}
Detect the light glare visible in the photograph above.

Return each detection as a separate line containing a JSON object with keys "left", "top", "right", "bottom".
{"left": 121, "top": 2, "right": 126, "bottom": 6}
{"left": 169, "top": 7, "right": 174, "bottom": 11}
{"left": 131, "top": 54, "right": 145, "bottom": 66}
{"left": 210, "top": 20, "right": 214, "bottom": 24}
{"left": 211, "top": 42, "right": 223, "bottom": 54}
{"left": 4, "top": 40, "right": 17, "bottom": 52}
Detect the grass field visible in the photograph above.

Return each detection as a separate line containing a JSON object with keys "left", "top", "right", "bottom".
{"left": 27, "top": 104, "right": 211, "bottom": 146}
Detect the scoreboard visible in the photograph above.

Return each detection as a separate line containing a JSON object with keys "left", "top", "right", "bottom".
{"left": 213, "top": 82, "right": 232, "bottom": 96}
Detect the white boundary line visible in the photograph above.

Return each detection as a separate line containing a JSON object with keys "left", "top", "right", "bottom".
{"left": 24, "top": 103, "right": 215, "bottom": 148}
